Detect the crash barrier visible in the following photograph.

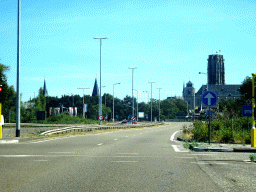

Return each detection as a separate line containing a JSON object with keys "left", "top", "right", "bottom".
{"left": 40, "top": 123, "right": 165, "bottom": 136}
{"left": 1, "top": 122, "right": 165, "bottom": 137}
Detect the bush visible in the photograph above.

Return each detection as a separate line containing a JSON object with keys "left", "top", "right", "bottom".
{"left": 219, "top": 126, "right": 234, "bottom": 143}
{"left": 44, "top": 114, "right": 100, "bottom": 124}
{"left": 191, "top": 121, "right": 208, "bottom": 142}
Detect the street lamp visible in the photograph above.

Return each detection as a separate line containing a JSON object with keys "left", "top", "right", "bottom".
{"left": 148, "top": 82, "right": 155, "bottom": 123}
{"left": 157, "top": 88, "right": 162, "bottom": 122}
{"left": 199, "top": 72, "right": 208, "bottom": 91}
{"left": 134, "top": 89, "right": 139, "bottom": 122}
{"left": 94, "top": 37, "right": 108, "bottom": 125}
{"left": 143, "top": 91, "right": 149, "bottom": 103}
{"left": 129, "top": 67, "right": 138, "bottom": 124}
{"left": 102, "top": 86, "right": 107, "bottom": 119}
{"left": 16, "top": 0, "right": 21, "bottom": 137}
{"left": 77, "top": 88, "right": 90, "bottom": 118}
{"left": 113, "top": 83, "right": 121, "bottom": 122}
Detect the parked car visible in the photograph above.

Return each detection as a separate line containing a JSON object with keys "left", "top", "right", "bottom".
{"left": 133, "top": 120, "right": 137, "bottom": 124}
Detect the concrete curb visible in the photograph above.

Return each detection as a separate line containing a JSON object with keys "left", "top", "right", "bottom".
{"left": 177, "top": 137, "right": 256, "bottom": 153}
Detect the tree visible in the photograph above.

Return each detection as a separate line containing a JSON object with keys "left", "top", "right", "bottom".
{"left": 161, "top": 99, "right": 179, "bottom": 119}
{"left": 0, "top": 63, "right": 16, "bottom": 122}
{"left": 239, "top": 76, "right": 255, "bottom": 101}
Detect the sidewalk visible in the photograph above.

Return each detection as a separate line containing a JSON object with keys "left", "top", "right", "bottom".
{"left": 177, "top": 137, "right": 256, "bottom": 152}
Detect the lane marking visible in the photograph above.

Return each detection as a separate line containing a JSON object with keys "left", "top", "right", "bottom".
{"left": 172, "top": 145, "right": 180, "bottom": 151}
{"left": 191, "top": 162, "right": 229, "bottom": 165}
{"left": 97, "top": 143, "right": 103, "bottom": 145}
{"left": 170, "top": 131, "right": 181, "bottom": 141}
{"left": 48, "top": 152, "right": 75, "bottom": 154}
{"left": 111, "top": 161, "right": 137, "bottom": 163}
{"left": 172, "top": 145, "right": 189, "bottom": 152}
{"left": 114, "top": 138, "right": 118, "bottom": 140}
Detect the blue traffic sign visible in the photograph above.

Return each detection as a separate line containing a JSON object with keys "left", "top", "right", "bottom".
{"left": 243, "top": 105, "right": 252, "bottom": 117}
{"left": 128, "top": 114, "right": 133, "bottom": 119}
{"left": 202, "top": 91, "right": 217, "bottom": 106}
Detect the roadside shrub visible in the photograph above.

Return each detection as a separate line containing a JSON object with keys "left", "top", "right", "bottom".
{"left": 220, "top": 126, "right": 234, "bottom": 143}
{"left": 191, "top": 121, "right": 208, "bottom": 142}
{"left": 211, "top": 120, "right": 222, "bottom": 131}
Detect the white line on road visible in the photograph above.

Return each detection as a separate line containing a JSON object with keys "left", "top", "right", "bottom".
{"left": 172, "top": 145, "right": 189, "bottom": 152}
{"left": 48, "top": 152, "right": 75, "bottom": 153}
{"left": 111, "top": 161, "right": 137, "bottom": 163}
{"left": 97, "top": 143, "right": 103, "bottom": 145}
{"left": 170, "top": 131, "right": 181, "bottom": 141}
{"left": 191, "top": 162, "right": 229, "bottom": 165}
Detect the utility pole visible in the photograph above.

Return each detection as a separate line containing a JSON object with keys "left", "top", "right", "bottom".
{"left": 129, "top": 67, "right": 137, "bottom": 124}
{"left": 148, "top": 82, "right": 155, "bottom": 123}
{"left": 77, "top": 88, "right": 90, "bottom": 118}
{"left": 157, "top": 88, "right": 162, "bottom": 122}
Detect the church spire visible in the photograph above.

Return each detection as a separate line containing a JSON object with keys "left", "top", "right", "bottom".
{"left": 43, "top": 78, "right": 48, "bottom": 96}
{"left": 92, "top": 77, "right": 99, "bottom": 97}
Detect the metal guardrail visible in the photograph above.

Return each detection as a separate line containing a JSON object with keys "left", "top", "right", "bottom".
{"left": 40, "top": 123, "right": 165, "bottom": 136}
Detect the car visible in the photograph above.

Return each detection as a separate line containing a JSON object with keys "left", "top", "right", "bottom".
{"left": 133, "top": 120, "right": 137, "bottom": 124}
{"left": 121, "top": 120, "right": 128, "bottom": 125}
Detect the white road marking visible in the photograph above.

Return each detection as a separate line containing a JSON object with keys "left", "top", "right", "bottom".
{"left": 114, "top": 138, "right": 118, "bottom": 140}
{"left": 177, "top": 157, "right": 194, "bottom": 159}
{"left": 172, "top": 145, "right": 189, "bottom": 152}
{"left": 187, "top": 154, "right": 215, "bottom": 155}
{"left": 111, "top": 161, "right": 137, "bottom": 163}
{"left": 170, "top": 131, "right": 181, "bottom": 141}
{"left": 97, "top": 143, "right": 103, "bottom": 145}
{"left": 48, "top": 152, "right": 75, "bottom": 153}
{"left": 191, "top": 162, "right": 229, "bottom": 165}
{"left": 125, "top": 136, "right": 129, "bottom": 137}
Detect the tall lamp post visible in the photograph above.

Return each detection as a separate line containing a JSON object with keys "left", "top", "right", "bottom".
{"left": 134, "top": 89, "right": 139, "bottom": 122}
{"left": 143, "top": 91, "right": 149, "bottom": 103}
{"left": 102, "top": 86, "right": 107, "bottom": 119}
{"left": 148, "top": 82, "right": 155, "bottom": 123}
{"left": 77, "top": 88, "right": 90, "bottom": 118}
{"left": 94, "top": 37, "right": 108, "bottom": 125}
{"left": 113, "top": 83, "right": 120, "bottom": 122}
{"left": 129, "top": 67, "right": 137, "bottom": 124}
{"left": 16, "top": 0, "right": 21, "bottom": 137}
{"left": 157, "top": 88, "right": 162, "bottom": 122}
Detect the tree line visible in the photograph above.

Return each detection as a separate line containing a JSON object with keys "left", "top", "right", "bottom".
{"left": 0, "top": 61, "right": 254, "bottom": 123}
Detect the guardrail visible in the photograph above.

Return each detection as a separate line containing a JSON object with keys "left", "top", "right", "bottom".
{"left": 40, "top": 122, "right": 165, "bottom": 136}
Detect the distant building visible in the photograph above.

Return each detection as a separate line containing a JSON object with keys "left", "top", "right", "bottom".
{"left": 92, "top": 78, "right": 99, "bottom": 97}
{"left": 183, "top": 54, "right": 241, "bottom": 112}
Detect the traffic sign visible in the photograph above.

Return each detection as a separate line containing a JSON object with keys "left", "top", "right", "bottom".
{"left": 202, "top": 91, "right": 217, "bottom": 106}
{"left": 98, "top": 115, "right": 104, "bottom": 121}
{"left": 243, "top": 105, "right": 252, "bottom": 117}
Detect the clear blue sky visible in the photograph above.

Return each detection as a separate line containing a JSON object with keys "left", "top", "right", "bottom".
{"left": 1, "top": 0, "right": 255, "bottom": 103}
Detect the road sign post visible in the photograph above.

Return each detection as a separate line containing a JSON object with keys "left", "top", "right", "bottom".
{"left": 202, "top": 91, "right": 217, "bottom": 145}
{"left": 98, "top": 115, "right": 104, "bottom": 121}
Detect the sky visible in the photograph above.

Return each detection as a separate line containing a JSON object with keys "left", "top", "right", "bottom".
{"left": 1, "top": 0, "right": 256, "bottom": 104}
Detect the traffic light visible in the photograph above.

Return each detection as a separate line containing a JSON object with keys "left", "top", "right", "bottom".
{"left": 0, "top": 85, "right": 2, "bottom": 103}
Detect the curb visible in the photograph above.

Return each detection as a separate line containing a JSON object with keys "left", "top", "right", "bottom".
{"left": 177, "top": 137, "right": 256, "bottom": 153}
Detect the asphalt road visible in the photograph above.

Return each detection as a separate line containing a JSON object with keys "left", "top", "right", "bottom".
{"left": 0, "top": 122, "right": 239, "bottom": 191}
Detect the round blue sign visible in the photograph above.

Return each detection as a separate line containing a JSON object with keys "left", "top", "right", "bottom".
{"left": 202, "top": 91, "right": 217, "bottom": 106}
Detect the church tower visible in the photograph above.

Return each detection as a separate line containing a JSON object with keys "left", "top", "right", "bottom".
{"left": 92, "top": 78, "right": 99, "bottom": 96}
{"left": 43, "top": 79, "right": 48, "bottom": 96}
{"left": 207, "top": 54, "right": 225, "bottom": 85}
{"left": 182, "top": 81, "right": 195, "bottom": 113}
